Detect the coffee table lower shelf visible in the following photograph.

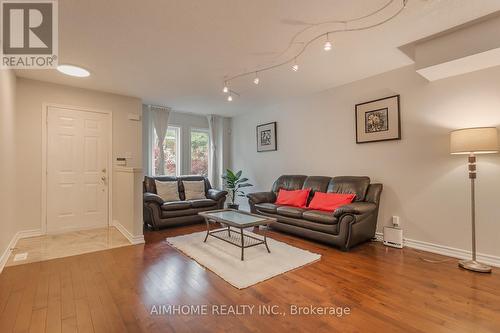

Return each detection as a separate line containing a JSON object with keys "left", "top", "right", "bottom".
{"left": 199, "top": 209, "right": 276, "bottom": 261}
{"left": 204, "top": 225, "right": 270, "bottom": 261}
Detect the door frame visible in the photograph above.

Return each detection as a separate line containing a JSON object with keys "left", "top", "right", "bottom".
{"left": 41, "top": 103, "right": 113, "bottom": 234}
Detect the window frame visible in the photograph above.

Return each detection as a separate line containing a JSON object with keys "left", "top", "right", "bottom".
{"left": 189, "top": 127, "right": 210, "bottom": 176}
{"left": 151, "top": 125, "right": 181, "bottom": 177}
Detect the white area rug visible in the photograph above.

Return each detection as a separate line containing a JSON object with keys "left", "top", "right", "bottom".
{"left": 166, "top": 229, "right": 321, "bottom": 289}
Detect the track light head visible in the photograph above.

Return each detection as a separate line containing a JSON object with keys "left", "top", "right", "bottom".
{"left": 253, "top": 72, "right": 260, "bottom": 85}
{"left": 223, "top": 85, "right": 229, "bottom": 93}
{"left": 324, "top": 40, "right": 332, "bottom": 51}
{"left": 324, "top": 33, "right": 332, "bottom": 51}
{"left": 292, "top": 64, "right": 299, "bottom": 72}
{"left": 227, "top": 94, "right": 233, "bottom": 102}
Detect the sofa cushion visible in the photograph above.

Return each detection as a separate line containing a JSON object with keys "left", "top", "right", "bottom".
{"left": 155, "top": 180, "right": 180, "bottom": 201}
{"left": 271, "top": 175, "right": 308, "bottom": 193}
{"left": 189, "top": 199, "right": 217, "bottom": 208}
{"left": 275, "top": 189, "right": 310, "bottom": 208}
{"left": 328, "top": 176, "right": 370, "bottom": 202}
{"left": 161, "top": 206, "right": 213, "bottom": 218}
{"left": 182, "top": 180, "right": 206, "bottom": 200}
{"left": 302, "top": 176, "right": 331, "bottom": 195}
{"left": 276, "top": 206, "right": 306, "bottom": 219}
{"left": 255, "top": 203, "right": 279, "bottom": 214}
{"left": 308, "top": 192, "right": 355, "bottom": 212}
{"left": 275, "top": 215, "right": 339, "bottom": 235}
{"left": 144, "top": 175, "right": 177, "bottom": 193}
{"left": 161, "top": 201, "right": 191, "bottom": 211}
{"left": 302, "top": 210, "right": 338, "bottom": 225}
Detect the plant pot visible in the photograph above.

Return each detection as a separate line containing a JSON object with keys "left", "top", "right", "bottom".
{"left": 227, "top": 203, "right": 239, "bottom": 210}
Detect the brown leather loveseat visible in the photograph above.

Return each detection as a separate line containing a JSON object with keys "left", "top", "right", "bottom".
{"left": 247, "top": 175, "right": 382, "bottom": 250}
{"left": 143, "top": 175, "right": 227, "bottom": 230}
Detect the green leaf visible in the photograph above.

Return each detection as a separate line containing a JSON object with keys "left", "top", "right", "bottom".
{"left": 226, "top": 169, "right": 235, "bottom": 179}
{"left": 222, "top": 169, "right": 253, "bottom": 195}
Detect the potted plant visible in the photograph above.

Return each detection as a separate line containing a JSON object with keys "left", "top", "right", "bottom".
{"left": 222, "top": 169, "right": 253, "bottom": 210}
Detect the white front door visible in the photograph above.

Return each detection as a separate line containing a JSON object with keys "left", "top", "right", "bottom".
{"left": 47, "top": 106, "right": 110, "bottom": 233}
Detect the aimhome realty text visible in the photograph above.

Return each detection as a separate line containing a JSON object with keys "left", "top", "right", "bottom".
{"left": 150, "top": 304, "right": 351, "bottom": 317}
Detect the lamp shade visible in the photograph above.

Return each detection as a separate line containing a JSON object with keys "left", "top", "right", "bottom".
{"left": 450, "top": 127, "right": 499, "bottom": 155}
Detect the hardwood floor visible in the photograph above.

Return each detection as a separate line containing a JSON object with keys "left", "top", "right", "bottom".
{"left": 1, "top": 224, "right": 499, "bottom": 333}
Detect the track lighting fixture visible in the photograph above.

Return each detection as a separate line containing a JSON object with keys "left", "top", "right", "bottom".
{"left": 220, "top": 0, "right": 410, "bottom": 101}
{"left": 324, "top": 33, "right": 332, "bottom": 51}
{"left": 253, "top": 72, "right": 260, "bottom": 85}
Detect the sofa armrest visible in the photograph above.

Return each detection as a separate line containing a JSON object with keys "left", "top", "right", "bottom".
{"left": 247, "top": 191, "right": 276, "bottom": 204}
{"left": 207, "top": 189, "right": 228, "bottom": 201}
{"left": 144, "top": 192, "right": 164, "bottom": 205}
{"left": 333, "top": 202, "right": 376, "bottom": 218}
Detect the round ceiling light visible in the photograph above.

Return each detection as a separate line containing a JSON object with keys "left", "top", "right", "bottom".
{"left": 57, "top": 64, "right": 90, "bottom": 77}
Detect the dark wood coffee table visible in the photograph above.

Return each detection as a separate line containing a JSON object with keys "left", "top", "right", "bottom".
{"left": 198, "top": 209, "right": 276, "bottom": 261}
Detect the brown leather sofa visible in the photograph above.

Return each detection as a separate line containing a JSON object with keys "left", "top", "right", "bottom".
{"left": 247, "top": 175, "right": 382, "bottom": 250}
{"left": 143, "top": 175, "right": 227, "bottom": 230}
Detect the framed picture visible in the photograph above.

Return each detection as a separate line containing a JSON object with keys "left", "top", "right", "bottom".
{"left": 256, "top": 122, "right": 277, "bottom": 152}
{"left": 355, "top": 94, "right": 401, "bottom": 144}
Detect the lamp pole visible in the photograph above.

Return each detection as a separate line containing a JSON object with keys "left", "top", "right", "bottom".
{"left": 450, "top": 127, "right": 498, "bottom": 273}
{"left": 458, "top": 154, "right": 491, "bottom": 273}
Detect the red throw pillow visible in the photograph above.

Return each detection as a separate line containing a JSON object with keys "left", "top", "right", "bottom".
{"left": 275, "top": 188, "right": 311, "bottom": 208}
{"left": 307, "top": 192, "right": 355, "bottom": 212}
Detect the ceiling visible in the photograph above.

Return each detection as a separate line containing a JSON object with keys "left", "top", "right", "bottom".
{"left": 15, "top": 0, "right": 500, "bottom": 116}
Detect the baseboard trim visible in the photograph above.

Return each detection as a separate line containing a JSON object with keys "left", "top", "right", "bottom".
{"left": 112, "top": 220, "right": 145, "bottom": 245}
{"left": 375, "top": 232, "right": 500, "bottom": 268}
{"left": 0, "top": 229, "right": 43, "bottom": 274}
{"left": 17, "top": 229, "right": 44, "bottom": 239}
{"left": 0, "top": 234, "right": 18, "bottom": 274}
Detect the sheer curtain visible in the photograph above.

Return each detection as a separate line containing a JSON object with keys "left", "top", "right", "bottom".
{"left": 207, "top": 114, "right": 219, "bottom": 187}
{"left": 150, "top": 105, "right": 171, "bottom": 175}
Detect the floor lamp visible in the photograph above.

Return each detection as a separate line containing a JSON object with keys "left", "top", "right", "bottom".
{"left": 450, "top": 127, "right": 499, "bottom": 273}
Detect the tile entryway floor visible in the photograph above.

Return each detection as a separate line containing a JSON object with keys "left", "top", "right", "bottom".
{"left": 5, "top": 227, "right": 131, "bottom": 267}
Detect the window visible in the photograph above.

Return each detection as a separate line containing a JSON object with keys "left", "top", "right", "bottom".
{"left": 152, "top": 126, "right": 180, "bottom": 176}
{"left": 190, "top": 129, "right": 209, "bottom": 176}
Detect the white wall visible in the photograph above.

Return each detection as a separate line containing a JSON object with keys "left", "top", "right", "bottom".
{"left": 113, "top": 167, "right": 145, "bottom": 243}
{"left": 0, "top": 69, "right": 17, "bottom": 265}
{"left": 16, "top": 78, "right": 143, "bottom": 233}
{"left": 231, "top": 64, "right": 500, "bottom": 257}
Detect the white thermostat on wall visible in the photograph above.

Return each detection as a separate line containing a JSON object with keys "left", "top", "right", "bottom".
{"left": 383, "top": 226, "right": 403, "bottom": 249}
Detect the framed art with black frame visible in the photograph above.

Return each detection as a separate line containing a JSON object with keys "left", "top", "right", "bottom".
{"left": 355, "top": 95, "right": 401, "bottom": 144}
{"left": 256, "top": 122, "right": 277, "bottom": 152}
